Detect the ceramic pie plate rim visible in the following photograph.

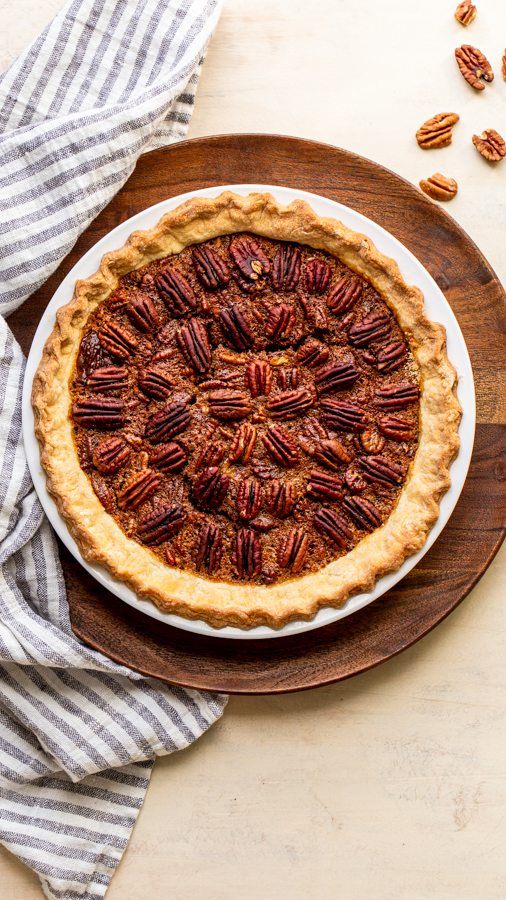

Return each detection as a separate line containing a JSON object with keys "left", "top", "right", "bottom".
{"left": 22, "top": 183, "right": 476, "bottom": 641}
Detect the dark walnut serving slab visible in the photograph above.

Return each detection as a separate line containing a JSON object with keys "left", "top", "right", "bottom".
{"left": 10, "top": 134, "right": 506, "bottom": 694}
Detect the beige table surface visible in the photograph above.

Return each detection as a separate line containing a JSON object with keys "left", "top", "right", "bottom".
{"left": 2, "top": 1, "right": 506, "bottom": 897}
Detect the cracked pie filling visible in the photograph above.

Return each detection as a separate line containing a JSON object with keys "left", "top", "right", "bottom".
{"left": 32, "top": 193, "right": 461, "bottom": 629}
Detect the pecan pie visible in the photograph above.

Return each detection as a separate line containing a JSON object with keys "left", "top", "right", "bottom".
{"left": 32, "top": 192, "right": 461, "bottom": 629}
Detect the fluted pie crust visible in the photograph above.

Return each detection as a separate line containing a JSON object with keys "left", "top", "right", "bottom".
{"left": 32, "top": 192, "right": 461, "bottom": 629}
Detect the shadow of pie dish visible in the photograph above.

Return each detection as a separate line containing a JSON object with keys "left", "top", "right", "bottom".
{"left": 31, "top": 191, "right": 462, "bottom": 630}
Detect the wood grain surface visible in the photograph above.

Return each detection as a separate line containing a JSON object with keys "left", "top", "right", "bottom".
{"left": 10, "top": 134, "right": 506, "bottom": 694}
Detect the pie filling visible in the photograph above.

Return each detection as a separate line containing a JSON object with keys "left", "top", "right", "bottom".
{"left": 70, "top": 233, "right": 420, "bottom": 586}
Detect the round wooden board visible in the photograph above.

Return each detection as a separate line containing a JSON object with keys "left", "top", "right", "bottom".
{"left": 10, "top": 134, "right": 506, "bottom": 694}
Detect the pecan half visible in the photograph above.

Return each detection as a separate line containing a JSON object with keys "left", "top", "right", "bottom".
{"left": 117, "top": 469, "right": 160, "bottom": 509}
{"left": 208, "top": 390, "right": 252, "bottom": 420}
{"left": 98, "top": 322, "right": 138, "bottom": 358}
{"left": 342, "top": 496, "right": 382, "bottom": 531}
{"left": 455, "top": 44, "right": 493, "bottom": 90}
{"left": 176, "top": 318, "right": 212, "bottom": 373}
{"left": 419, "top": 173, "right": 458, "bottom": 201}
{"left": 250, "top": 515, "right": 277, "bottom": 532}
{"left": 76, "top": 331, "right": 104, "bottom": 384}
{"left": 321, "top": 399, "right": 368, "bottom": 431}
{"left": 236, "top": 477, "right": 262, "bottom": 520}
{"left": 344, "top": 469, "right": 368, "bottom": 494}
{"left": 229, "top": 237, "right": 270, "bottom": 280}
{"left": 165, "top": 546, "right": 177, "bottom": 565}
{"left": 314, "top": 304, "right": 328, "bottom": 331}
{"left": 146, "top": 401, "right": 191, "bottom": 442}
{"left": 265, "top": 389, "right": 313, "bottom": 420}
{"left": 193, "top": 245, "right": 230, "bottom": 290}
{"left": 358, "top": 455, "right": 406, "bottom": 487}
{"left": 297, "top": 434, "right": 320, "bottom": 456}
{"left": 193, "top": 467, "right": 230, "bottom": 510}
{"left": 219, "top": 305, "right": 254, "bottom": 350}
{"left": 72, "top": 397, "right": 124, "bottom": 429}
{"left": 194, "top": 441, "right": 224, "bottom": 472}
{"left": 277, "top": 369, "right": 288, "bottom": 391}
{"left": 87, "top": 366, "right": 128, "bottom": 392}
{"left": 155, "top": 268, "right": 196, "bottom": 316}
{"left": 93, "top": 437, "right": 130, "bottom": 473}
{"left": 349, "top": 311, "right": 390, "bottom": 347}
{"left": 278, "top": 528, "right": 308, "bottom": 573}
{"left": 416, "top": 112, "right": 460, "bottom": 148}
{"left": 138, "top": 366, "right": 175, "bottom": 399}
{"left": 232, "top": 270, "right": 266, "bottom": 293}
{"left": 79, "top": 435, "right": 93, "bottom": 469}
{"left": 326, "top": 276, "right": 362, "bottom": 313}
{"left": 303, "top": 259, "right": 331, "bottom": 294}
{"left": 472, "top": 130, "right": 506, "bottom": 162}
{"left": 502, "top": 49, "right": 506, "bottom": 81}
{"left": 229, "top": 422, "right": 256, "bottom": 463}
{"left": 315, "top": 361, "right": 360, "bottom": 394}
{"left": 375, "top": 382, "right": 419, "bottom": 409}
{"left": 138, "top": 502, "right": 186, "bottom": 545}
{"left": 378, "top": 415, "right": 415, "bottom": 441}
{"left": 314, "top": 507, "right": 353, "bottom": 548}
{"left": 246, "top": 359, "right": 272, "bottom": 397}
{"left": 265, "top": 479, "right": 296, "bottom": 518}
{"left": 296, "top": 338, "right": 330, "bottom": 368}
{"left": 232, "top": 528, "right": 262, "bottom": 578}
{"left": 262, "top": 425, "right": 299, "bottom": 467}
{"left": 149, "top": 442, "right": 187, "bottom": 472}
{"left": 305, "top": 416, "right": 328, "bottom": 440}
{"left": 195, "top": 523, "right": 222, "bottom": 573}
{"left": 314, "top": 438, "right": 352, "bottom": 469}
{"left": 265, "top": 303, "right": 296, "bottom": 341}
{"left": 454, "top": 1, "right": 476, "bottom": 24}
{"left": 271, "top": 244, "right": 301, "bottom": 291}
{"left": 91, "top": 475, "right": 113, "bottom": 512}
{"left": 307, "top": 469, "right": 344, "bottom": 502}
{"left": 200, "top": 377, "right": 242, "bottom": 390}
{"left": 376, "top": 341, "right": 407, "bottom": 372}
{"left": 252, "top": 463, "right": 276, "bottom": 479}
{"left": 125, "top": 294, "right": 160, "bottom": 332}
{"left": 360, "top": 428, "right": 385, "bottom": 454}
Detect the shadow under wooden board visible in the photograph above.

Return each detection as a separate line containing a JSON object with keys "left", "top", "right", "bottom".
{"left": 10, "top": 134, "right": 506, "bottom": 694}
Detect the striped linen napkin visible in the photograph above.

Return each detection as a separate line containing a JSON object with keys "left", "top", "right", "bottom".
{"left": 0, "top": 2, "right": 226, "bottom": 899}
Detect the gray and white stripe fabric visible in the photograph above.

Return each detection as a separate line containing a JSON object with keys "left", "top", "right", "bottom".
{"left": 0, "top": 0, "right": 222, "bottom": 313}
{"left": 0, "top": 2, "right": 226, "bottom": 898}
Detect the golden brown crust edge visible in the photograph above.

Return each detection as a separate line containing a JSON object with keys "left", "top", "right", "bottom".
{"left": 32, "top": 191, "right": 462, "bottom": 630}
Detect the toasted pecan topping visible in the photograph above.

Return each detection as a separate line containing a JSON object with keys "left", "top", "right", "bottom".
{"left": 155, "top": 268, "right": 196, "bottom": 315}
{"left": 193, "top": 245, "right": 230, "bottom": 289}
{"left": 93, "top": 437, "right": 130, "bottom": 474}
{"left": 271, "top": 244, "right": 301, "bottom": 291}
{"left": 72, "top": 229, "right": 420, "bottom": 587}
{"left": 278, "top": 528, "right": 308, "bottom": 573}
{"left": 193, "top": 468, "right": 230, "bottom": 510}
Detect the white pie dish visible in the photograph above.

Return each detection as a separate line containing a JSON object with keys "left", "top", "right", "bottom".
{"left": 23, "top": 184, "right": 475, "bottom": 640}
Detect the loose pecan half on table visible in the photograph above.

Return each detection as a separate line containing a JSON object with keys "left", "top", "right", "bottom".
{"left": 454, "top": 2, "right": 476, "bottom": 25}
{"left": 472, "top": 130, "right": 506, "bottom": 162}
{"left": 416, "top": 113, "right": 459, "bottom": 149}
{"left": 455, "top": 44, "right": 493, "bottom": 90}
{"left": 419, "top": 173, "right": 458, "bottom": 201}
